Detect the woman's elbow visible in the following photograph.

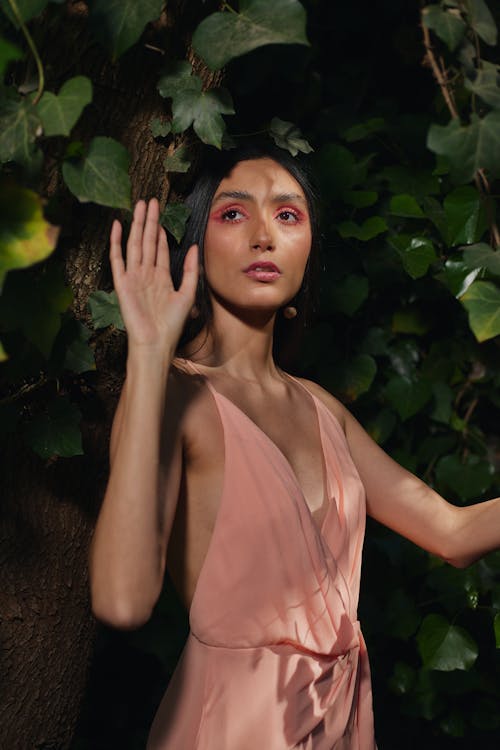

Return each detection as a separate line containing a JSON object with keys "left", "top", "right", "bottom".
{"left": 91, "top": 595, "right": 153, "bottom": 630}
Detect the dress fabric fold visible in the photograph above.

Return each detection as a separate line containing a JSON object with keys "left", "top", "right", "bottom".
{"left": 147, "top": 361, "right": 377, "bottom": 749}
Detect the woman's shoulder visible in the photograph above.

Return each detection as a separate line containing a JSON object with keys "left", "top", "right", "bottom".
{"left": 293, "top": 376, "right": 347, "bottom": 433}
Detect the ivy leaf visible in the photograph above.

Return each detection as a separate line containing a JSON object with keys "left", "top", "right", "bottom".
{"left": 389, "top": 194, "right": 425, "bottom": 218}
{"left": 163, "top": 144, "right": 191, "bottom": 173}
{"left": 427, "top": 112, "right": 500, "bottom": 183}
{"left": 62, "top": 136, "right": 131, "bottom": 209}
{"left": 417, "top": 614, "right": 478, "bottom": 671}
{"left": 157, "top": 61, "right": 199, "bottom": 99}
{"left": 330, "top": 274, "right": 369, "bottom": 316}
{"left": 465, "top": 62, "right": 500, "bottom": 109}
{"left": 88, "top": 289, "right": 125, "bottom": 330}
{"left": 422, "top": 4, "right": 466, "bottom": 51}
{"left": 459, "top": 280, "right": 500, "bottom": 341}
{"left": 0, "top": 36, "right": 22, "bottom": 77}
{"left": 384, "top": 375, "right": 433, "bottom": 421}
{"left": 392, "top": 308, "right": 429, "bottom": 336}
{"left": 337, "top": 217, "right": 387, "bottom": 241}
{"left": 88, "top": 0, "right": 164, "bottom": 59}
{"left": 389, "top": 235, "right": 437, "bottom": 279}
{"left": 0, "top": 0, "right": 53, "bottom": 25}
{"left": 0, "top": 96, "right": 41, "bottom": 167}
{"left": 172, "top": 87, "right": 234, "bottom": 149}
{"left": 435, "top": 453, "right": 494, "bottom": 501}
{"left": 443, "top": 186, "right": 487, "bottom": 246}
{"left": 192, "top": 0, "right": 309, "bottom": 71}
{"left": 320, "top": 354, "right": 377, "bottom": 402}
{"left": 435, "top": 259, "right": 480, "bottom": 297}
{"left": 23, "top": 395, "right": 83, "bottom": 459}
{"left": 0, "top": 179, "right": 59, "bottom": 289}
{"left": 150, "top": 117, "right": 171, "bottom": 138}
{"left": 494, "top": 613, "right": 500, "bottom": 648}
{"left": 0, "top": 338, "right": 7, "bottom": 362}
{"left": 160, "top": 203, "right": 192, "bottom": 244}
{"left": 37, "top": 76, "right": 92, "bottom": 137}
{"left": 63, "top": 320, "right": 95, "bottom": 373}
{"left": 468, "top": 0, "right": 497, "bottom": 46}
{"left": 269, "top": 117, "right": 313, "bottom": 156}
{"left": 341, "top": 190, "right": 378, "bottom": 208}
{"left": 462, "top": 242, "right": 500, "bottom": 275}
{"left": 341, "top": 117, "right": 385, "bottom": 142}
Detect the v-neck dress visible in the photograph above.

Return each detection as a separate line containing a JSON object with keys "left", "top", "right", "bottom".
{"left": 147, "top": 360, "right": 376, "bottom": 750}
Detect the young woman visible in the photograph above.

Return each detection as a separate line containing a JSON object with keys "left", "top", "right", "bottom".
{"left": 89, "top": 144, "right": 500, "bottom": 750}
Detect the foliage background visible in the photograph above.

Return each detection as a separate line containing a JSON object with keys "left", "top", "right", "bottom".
{"left": 1, "top": 1, "right": 500, "bottom": 748}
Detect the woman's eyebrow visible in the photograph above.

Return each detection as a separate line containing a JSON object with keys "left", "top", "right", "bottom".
{"left": 212, "top": 190, "right": 307, "bottom": 205}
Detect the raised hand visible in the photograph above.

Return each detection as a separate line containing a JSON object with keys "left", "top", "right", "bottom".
{"left": 109, "top": 198, "right": 198, "bottom": 356}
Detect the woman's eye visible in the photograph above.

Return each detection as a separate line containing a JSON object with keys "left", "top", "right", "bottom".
{"left": 277, "top": 210, "right": 299, "bottom": 223}
{"left": 221, "top": 208, "right": 244, "bottom": 221}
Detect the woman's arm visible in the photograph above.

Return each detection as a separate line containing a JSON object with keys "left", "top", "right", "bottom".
{"left": 343, "top": 407, "right": 500, "bottom": 568}
{"left": 88, "top": 198, "right": 198, "bottom": 629}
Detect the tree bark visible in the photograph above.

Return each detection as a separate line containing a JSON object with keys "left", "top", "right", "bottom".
{"left": 0, "top": 1, "right": 221, "bottom": 746}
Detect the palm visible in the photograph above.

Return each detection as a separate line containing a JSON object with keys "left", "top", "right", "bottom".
{"left": 109, "top": 199, "right": 198, "bottom": 352}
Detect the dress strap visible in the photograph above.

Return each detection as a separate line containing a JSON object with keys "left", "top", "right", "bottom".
{"left": 174, "top": 356, "right": 219, "bottom": 398}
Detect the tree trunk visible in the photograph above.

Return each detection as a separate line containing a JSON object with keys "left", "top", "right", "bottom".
{"left": 0, "top": 2, "right": 220, "bottom": 746}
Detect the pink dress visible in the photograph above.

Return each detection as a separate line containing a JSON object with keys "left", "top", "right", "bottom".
{"left": 147, "top": 360, "right": 376, "bottom": 749}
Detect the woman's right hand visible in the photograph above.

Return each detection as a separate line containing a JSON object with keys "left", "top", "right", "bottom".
{"left": 109, "top": 198, "right": 199, "bottom": 356}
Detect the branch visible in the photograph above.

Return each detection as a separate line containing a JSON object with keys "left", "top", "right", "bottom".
{"left": 421, "top": 18, "right": 459, "bottom": 119}
{"left": 7, "top": 0, "right": 45, "bottom": 104}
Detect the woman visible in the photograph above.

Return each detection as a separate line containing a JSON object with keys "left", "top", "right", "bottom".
{"left": 89, "top": 144, "right": 500, "bottom": 749}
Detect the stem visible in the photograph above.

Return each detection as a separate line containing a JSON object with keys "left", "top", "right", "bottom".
{"left": 421, "top": 17, "right": 459, "bottom": 119}
{"left": 0, "top": 375, "right": 49, "bottom": 406}
{"left": 7, "top": 0, "right": 45, "bottom": 104}
{"left": 222, "top": 2, "right": 238, "bottom": 13}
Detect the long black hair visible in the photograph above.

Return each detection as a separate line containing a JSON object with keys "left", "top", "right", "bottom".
{"left": 170, "top": 141, "right": 321, "bottom": 360}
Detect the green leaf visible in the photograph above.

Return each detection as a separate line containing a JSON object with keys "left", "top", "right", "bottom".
{"left": 459, "top": 280, "right": 500, "bottom": 341}
{"left": 427, "top": 112, "right": 500, "bottom": 183}
{"left": 435, "top": 259, "right": 480, "bottom": 297}
{"left": 384, "top": 375, "right": 433, "bottom": 421}
{"left": 0, "top": 96, "right": 41, "bottom": 167}
{"left": 392, "top": 308, "right": 429, "bottom": 335}
{"left": 315, "top": 144, "right": 357, "bottom": 198}
{"left": 0, "top": 36, "right": 22, "bottom": 77}
{"left": 330, "top": 274, "right": 369, "bottom": 316}
{"left": 160, "top": 203, "right": 192, "bottom": 244}
{"left": 192, "top": 0, "right": 309, "bottom": 71}
{"left": 381, "top": 165, "right": 440, "bottom": 199}
{"left": 0, "top": 337, "right": 7, "bottom": 361}
{"left": 88, "top": 289, "right": 125, "bottom": 330}
{"left": 0, "top": 179, "right": 59, "bottom": 288}
{"left": 0, "top": 0, "right": 50, "bottom": 24}
{"left": 163, "top": 68, "right": 234, "bottom": 148}
{"left": 338, "top": 216, "right": 387, "bottom": 241}
{"left": 435, "top": 453, "right": 494, "bottom": 501}
{"left": 178, "top": 87, "right": 234, "bottom": 148}
{"left": 465, "top": 62, "right": 500, "bottom": 109}
{"left": 443, "top": 186, "right": 487, "bottom": 246}
{"left": 89, "top": 0, "right": 164, "bottom": 59}
{"left": 422, "top": 5, "right": 466, "bottom": 51}
{"left": 417, "top": 614, "right": 478, "bottom": 671}
{"left": 385, "top": 589, "right": 421, "bottom": 640}
{"left": 269, "top": 117, "right": 313, "bottom": 157}
{"left": 389, "top": 234, "right": 437, "bottom": 279}
{"left": 341, "top": 117, "right": 385, "bottom": 142}
{"left": 341, "top": 190, "right": 378, "bottom": 208}
{"left": 389, "top": 662, "right": 416, "bottom": 696}
{"left": 468, "top": 0, "right": 497, "bottom": 46}
{"left": 63, "top": 320, "right": 95, "bottom": 373}
{"left": 463, "top": 242, "right": 500, "bottom": 275}
{"left": 62, "top": 136, "right": 131, "bottom": 209}
{"left": 23, "top": 395, "right": 83, "bottom": 459}
{"left": 494, "top": 612, "right": 500, "bottom": 647}
{"left": 389, "top": 193, "right": 425, "bottom": 218}
{"left": 150, "top": 117, "right": 171, "bottom": 138}
{"left": 163, "top": 144, "right": 191, "bottom": 173}
{"left": 321, "top": 354, "right": 377, "bottom": 402}
{"left": 37, "top": 76, "right": 92, "bottom": 137}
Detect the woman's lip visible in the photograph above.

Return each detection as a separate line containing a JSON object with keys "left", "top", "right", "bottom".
{"left": 244, "top": 269, "right": 282, "bottom": 282}
{"left": 243, "top": 262, "right": 281, "bottom": 273}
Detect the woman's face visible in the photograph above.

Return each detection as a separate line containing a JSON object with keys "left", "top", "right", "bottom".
{"left": 203, "top": 158, "right": 312, "bottom": 316}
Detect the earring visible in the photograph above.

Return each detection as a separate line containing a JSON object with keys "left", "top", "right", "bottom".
{"left": 190, "top": 305, "right": 200, "bottom": 319}
{"left": 283, "top": 305, "right": 297, "bottom": 319}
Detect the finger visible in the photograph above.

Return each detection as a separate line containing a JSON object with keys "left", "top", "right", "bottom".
{"left": 127, "top": 200, "right": 147, "bottom": 267}
{"left": 156, "top": 226, "right": 171, "bottom": 274}
{"left": 178, "top": 244, "right": 199, "bottom": 302}
{"left": 142, "top": 198, "right": 160, "bottom": 266}
{"left": 109, "top": 220, "right": 125, "bottom": 280}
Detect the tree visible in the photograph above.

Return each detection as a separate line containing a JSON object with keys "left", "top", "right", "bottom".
{"left": 0, "top": 1, "right": 499, "bottom": 748}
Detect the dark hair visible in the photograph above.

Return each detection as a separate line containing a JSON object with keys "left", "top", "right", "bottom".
{"left": 170, "top": 141, "right": 321, "bottom": 358}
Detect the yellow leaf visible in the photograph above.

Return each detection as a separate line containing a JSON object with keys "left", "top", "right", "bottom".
{"left": 0, "top": 179, "right": 60, "bottom": 289}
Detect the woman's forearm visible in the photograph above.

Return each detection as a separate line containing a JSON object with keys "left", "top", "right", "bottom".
{"left": 448, "top": 496, "right": 500, "bottom": 568}
{"left": 89, "top": 347, "right": 175, "bottom": 628}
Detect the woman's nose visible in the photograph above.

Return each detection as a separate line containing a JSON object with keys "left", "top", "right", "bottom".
{"left": 250, "top": 217, "right": 274, "bottom": 251}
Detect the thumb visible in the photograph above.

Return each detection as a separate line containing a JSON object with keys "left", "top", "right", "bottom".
{"left": 178, "top": 244, "right": 199, "bottom": 302}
